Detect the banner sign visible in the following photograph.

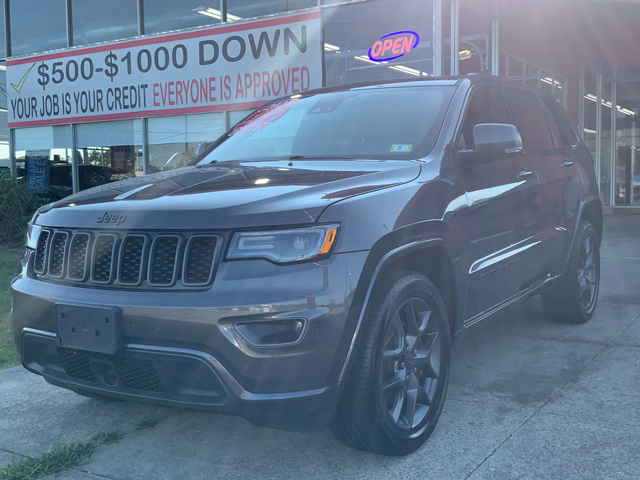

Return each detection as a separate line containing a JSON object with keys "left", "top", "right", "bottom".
{"left": 25, "top": 150, "right": 51, "bottom": 192}
{"left": 7, "top": 11, "right": 322, "bottom": 128}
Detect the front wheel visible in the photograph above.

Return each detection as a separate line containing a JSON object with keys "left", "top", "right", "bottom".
{"left": 331, "top": 273, "right": 451, "bottom": 456}
{"left": 541, "top": 219, "right": 600, "bottom": 324}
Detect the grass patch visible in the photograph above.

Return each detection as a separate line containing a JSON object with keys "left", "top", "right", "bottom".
{"left": 0, "top": 431, "right": 123, "bottom": 480}
{"left": 0, "top": 250, "right": 22, "bottom": 370}
{"left": 135, "top": 418, "right": 161, "bottom": 431}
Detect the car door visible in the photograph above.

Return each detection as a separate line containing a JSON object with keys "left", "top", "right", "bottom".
{"left": 503, "top": 88, "right": 577, "bottom": 281}
{"left": 455, "top": 86, "right": 541, "bottom": 321}
{"left": 538, "top": 96, "right": 585, "bottom": 275}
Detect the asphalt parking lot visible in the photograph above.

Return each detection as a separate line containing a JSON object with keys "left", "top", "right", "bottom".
{"left": 1, "top": 212, "right": 639, "bottom": 480}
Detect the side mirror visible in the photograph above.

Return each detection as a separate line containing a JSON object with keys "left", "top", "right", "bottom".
{"left": 457, "top": 123, "right": 524, "bottom": 166}
{"left": 193, "top": 141, "right": 213, "bottom": 159}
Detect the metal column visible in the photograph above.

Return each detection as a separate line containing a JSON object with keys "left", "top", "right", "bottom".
{"left": 610, "top": 78, "right": 617, "bottom": 207}
{"left": 450, "top": 0, "right": 459, "bottom": 76}
{"left": 491, "top": 0, "right": 499, "bottom": 76}
{"left": 578, "top": 66, "right": 585, "bottom": 138}
{"left": 433, "top": 0, "right": 443, "bottom": 76}
{"left": 71, "top": 124, "right": 79, "bottom": 194}
{"left": 9, "top": 130, "right": 16, "bottom": 180}
{"left": 141, "top": 118, "right": 149, "bottom": 175}
{"left": 137, "top": 0, "right": 145, "bottom": 35}
{"left": 4, "top": 0, "right": 15, "bottom": 179}
{"left": 65, "top": 0, "right": 73, "bottom": 47}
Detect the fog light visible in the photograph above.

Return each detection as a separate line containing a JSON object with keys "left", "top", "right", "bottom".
{"left": 235, "top": 319, "right": 305, "bottom": 347}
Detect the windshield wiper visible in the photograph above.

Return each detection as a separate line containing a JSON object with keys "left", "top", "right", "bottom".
{"left": 289, "top": 155, "right": 354, "bottom": 160}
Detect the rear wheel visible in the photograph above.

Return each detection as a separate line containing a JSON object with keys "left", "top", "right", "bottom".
{"left": 331, "top": 273, "right": 451, "bottom": 456}
{"left": 541, "top": 220, "right": 600, "bottom": 324}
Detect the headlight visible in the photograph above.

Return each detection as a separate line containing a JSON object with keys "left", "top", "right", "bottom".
{"left": 227, "top": 225, "right": 339, "bottom": 263}
{"left": 25, "top": 223, "right": 43, "bottom": 250}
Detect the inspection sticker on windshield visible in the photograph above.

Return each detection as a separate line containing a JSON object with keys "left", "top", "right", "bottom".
{"left": 391, "top": 144, "right": 413, "bottom": 152}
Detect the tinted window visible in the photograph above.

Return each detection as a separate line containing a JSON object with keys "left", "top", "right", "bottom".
{"left": 541, "top": 97, "right": 579, "bottom": 147}
{"left": 503, "top": 89, "right": 554, "bottom": 154}
{"left": 459, "top": 87, "right": 509, "bottom": 150}
{"left": 199, "top": 87, "right": 454, "bottom": 162}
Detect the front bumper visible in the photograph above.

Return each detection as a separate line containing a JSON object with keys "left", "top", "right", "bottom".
{"left": 11, "top": 250, "right": 369, "bottom": 430}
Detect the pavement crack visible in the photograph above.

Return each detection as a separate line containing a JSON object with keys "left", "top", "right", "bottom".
{"left": 75, "top": 467, "right": 121, "bottom": 479}
{"left": 0, "top": 447, "right": 25, "bottom": 458}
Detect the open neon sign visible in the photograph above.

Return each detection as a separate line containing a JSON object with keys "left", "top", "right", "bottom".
{"left": 368, "top": 31, "right": 420, "bottom": 62}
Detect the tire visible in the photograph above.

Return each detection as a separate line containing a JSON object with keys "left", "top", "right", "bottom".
{"left": 73, "top": 389, "right": 123, "bottom": 402}
{"left": 541, "top": 220, "right": 600, "bottom": 324}
{"left": 331, "top": 273, "right": 451, "bottom": 456}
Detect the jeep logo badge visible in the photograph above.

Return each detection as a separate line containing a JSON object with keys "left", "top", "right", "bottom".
{"left": 97, "top": 212, "right": 127, "bottom": 225}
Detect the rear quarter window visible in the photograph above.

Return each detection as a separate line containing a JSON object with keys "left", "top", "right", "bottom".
{"left": 541, "top": 97, "right": 579, "bottom": 147}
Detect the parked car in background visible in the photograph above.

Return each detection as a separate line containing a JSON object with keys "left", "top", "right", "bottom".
{"left": 12, "top": 75, "right": 602, "bottom": 456}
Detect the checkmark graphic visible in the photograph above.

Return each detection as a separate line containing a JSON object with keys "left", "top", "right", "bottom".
{"left": 11, "top": 63, "right": 35, "bottom": 94}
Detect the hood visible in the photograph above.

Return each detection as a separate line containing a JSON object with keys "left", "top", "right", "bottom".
{"left": 35, "top": 159, "right": 421, "bottom": 230}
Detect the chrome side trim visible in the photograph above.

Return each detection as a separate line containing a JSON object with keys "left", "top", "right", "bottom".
{"left": 463, "top": 273, "right": 560, "bottom": 328}
{"left": 337, "top": 238, "right": 444, "bottom": 384}
{"left": 469, "top": 235, "right": 539, "bottom": 275}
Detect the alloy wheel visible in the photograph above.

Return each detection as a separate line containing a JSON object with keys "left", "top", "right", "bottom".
{"left": 380, "top": 298, "right": 442, "bottom": 432}
{"left": 577, "top": 234, "right": 598, "bottom": 311}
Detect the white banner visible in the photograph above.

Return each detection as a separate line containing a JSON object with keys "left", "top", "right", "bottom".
{"left": 7, "top": 11, "right": 323, "bottom": 128}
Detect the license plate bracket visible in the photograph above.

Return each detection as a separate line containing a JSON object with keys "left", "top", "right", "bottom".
{"left": 56, "top": 304, "right": 122, "bottom": 354}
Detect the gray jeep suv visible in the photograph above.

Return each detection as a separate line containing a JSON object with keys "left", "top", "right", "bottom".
{"left": 11, "top": 75, "right": 602, "bottom": 456}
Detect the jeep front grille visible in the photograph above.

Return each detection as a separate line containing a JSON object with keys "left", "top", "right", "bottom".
{"left": 32, "top": 228, "right": 221, "bottom": 289}
{"left": 68, "top": 233, "right": 90, "bottom": 281}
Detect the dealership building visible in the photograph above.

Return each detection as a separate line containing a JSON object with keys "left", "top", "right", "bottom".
{"left": 0, "top": 0, "right": 639, "bottom": 208}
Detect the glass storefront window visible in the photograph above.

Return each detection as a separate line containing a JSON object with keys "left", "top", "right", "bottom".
{"left": 144, "top": 0, "right": 222, "bottom": 34}
{"left": 72, "top": 0, "right": 138, "bottom": 46}
{"left": 614, "top": 79, "right": 640, "bottom": 206}
{"left": 148, "top": 113, "right": 225, "bottom": 173}
{"left": 15, "top": 125, "right": 73, "bottom": 200}
{"left": 10, "top": 0, "right": 67, "bottom": 56}
{"left": 77, "top": 120, "right": 143, "bottom": 191}
{"left": 227, "top": 0, "right": 317, "bottom": 21}
{"left": 229, "top": 109, "right": 254, "bottom": 126}
{"left": 323, "top": 0, "right": 434, "bottom": 87}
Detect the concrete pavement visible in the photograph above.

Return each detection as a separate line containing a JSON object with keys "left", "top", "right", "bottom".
{"left": 1, "top": 212, "right": 639, "bottom": 479}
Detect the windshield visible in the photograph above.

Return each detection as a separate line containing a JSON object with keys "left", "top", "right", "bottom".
{"left": 198, "top": 86, "right": 454, "bottom": 163}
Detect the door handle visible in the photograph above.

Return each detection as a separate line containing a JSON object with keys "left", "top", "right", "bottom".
{"left": 517, "top": 169, "right": 534, "bottom": 179}
{"left": 562, "top": 159, "right": 575, "bottom": 167}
